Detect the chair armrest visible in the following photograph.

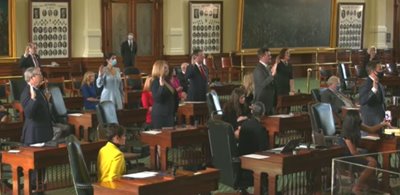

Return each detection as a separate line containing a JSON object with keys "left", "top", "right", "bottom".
{"left": 76, "top": 183, "right": 93, "bottom": 190}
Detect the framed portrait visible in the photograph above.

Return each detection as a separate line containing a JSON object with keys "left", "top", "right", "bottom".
{"left": 0, "top": 0, "right": 16, "bottom": 59}
{"left": 30, "top": 0, "right": 71, "bottom": 59}
{"left": 189, "top": 1, "right": 222, "bottom": 54}
{"left": 336, "top": 3, "right": 365, "bottom": 49}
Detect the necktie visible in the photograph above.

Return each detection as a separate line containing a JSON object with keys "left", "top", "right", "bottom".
{"left": 199, "top": 65, "right": 205, "bottom": 79}
{"left": 129, "top": 41, "right": 132, "bottom": 51}
{"left": 32, "top": 55, "right": 39, "bottom": 67}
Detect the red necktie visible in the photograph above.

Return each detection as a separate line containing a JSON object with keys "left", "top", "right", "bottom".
{"left": 199, "top": 65, "right": 205, "bottom": 79}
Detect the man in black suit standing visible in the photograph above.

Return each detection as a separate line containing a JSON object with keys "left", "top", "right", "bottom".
{"left": 359, "top": 60, "right": 386, "bottom": 129}
{"left": 20, "top": 67, "right": 53, "bottom": 145}
{"left": 186, "top": 49, "right": 208, "bottom": 101}
{"left": 19, "top": 43, "right": 41, "bottom": 71}
{"left": 120, "top": 33, "right": 137, "bottom": 68}
{"left": 177, "top": 62, "right": 189, "bottom": 93}
{"left": 253, "top": 47, "right": 278, "bottom": 115}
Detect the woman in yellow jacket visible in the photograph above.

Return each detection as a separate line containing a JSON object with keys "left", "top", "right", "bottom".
{"left": 97, "top": 124, "right": 126, "bottom": 182}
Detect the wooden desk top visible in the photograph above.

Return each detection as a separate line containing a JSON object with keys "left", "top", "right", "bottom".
{"left": 1, "top": 141, "right": 105, "bottom": 169}
{"left": 275, "top": 93, "right": 313, "bottom": 109}
{"left": 210, "top": 84, "right": 240, "bottom": 96}
{"left": 93, "top": 168, "right": 219, "bottom": 195}
{"left": 141, "top": 126, "right": 208, "bottom": 148}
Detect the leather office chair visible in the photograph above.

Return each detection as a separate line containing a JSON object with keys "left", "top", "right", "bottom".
{"left": 310, "top": 103, "right": 339, "bottom": 146}
{"left": 337, "top": 63, "right": 357, "bottom": 94}
{"left": 9, "top": 79, "right": 27, "bottom": 102}
{"left": 49, "top": 86, "right": 68, "bottom": 124}
{"left": 310, "top": 88, "right": 327, "bottom": 102}
{"left": 206, "top": 90, "right": 223, "bottom": 119}
{"left": 66, "top": 135, "right": 94, "bottom": 195}
{"left": 208, "top": 119, "right": 252, "bottom": 194}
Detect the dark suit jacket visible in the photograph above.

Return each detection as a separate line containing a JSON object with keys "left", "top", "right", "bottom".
{"left": 253, "top": 63, "right": 275, "bottom": 115}
{"left": 177, "top": 71, "right": 189, "bottom": 93}
{"left": 359, "top": 77, "right": 386, "bottom": 126}
{"left": 20, "top": 85, "right": 53, "bottom": 145}
{"left": 120, "top": 40, "right": 137, "bottom": 67}
{"left": 151, "top": 77, "right": 179, "bottom": 129}
{"left": 19, "top": 54, "right": 40, "bottom": 70}
{"left": 321, "top": 89, "right": 345, "bottom": 115}
{"left": 238, "top": 118, "right": 269, "bottom": 156}
{"left": 186, "top": 64, "right": 208, "bottom": 101}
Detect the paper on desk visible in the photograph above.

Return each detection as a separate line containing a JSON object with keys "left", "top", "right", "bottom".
{"left": 242, "top": 154, "right": 270, "bottom": 159}
{"left": 123, "top": 171, "right": 158, "bottom": 179}
{"left": 183, "top": 101, "right": 206, "bottom": 104}
{"left": 142, "top": 130, "right": 162, "bottom": 135}
{"left": 30, "top": 142, "right": 45, "bottom": 147}
{"left": 68, "top": 113, "right": 83, "bottom": 117}
{"left": 8, "top": 150, "right": 20, "bottom": 153}
{"left": 361, "top": 135, "right": 380, "bottom": 140}
{"left": 269, "top": 114, "right": 293, "bottom": 118}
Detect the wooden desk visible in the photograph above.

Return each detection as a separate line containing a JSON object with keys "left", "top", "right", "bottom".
{"left": 261, "top": 114, "right": 312, "bottom": 148}
{"left": 1, "top": 141, "right": 105, "bottom": 195}
{"left": 41, "top": 66, "right": 72, "bottom": 78}
{"left": 0, "top": 121, "right": 23, "bottom": 142}
{"left": 240, "top": 146, "right": 345, "bottom": 195}
{"left": 141, "top": 126, "right": 209, "bottom": 171}
{"left": 275, "top": 93, "right": 313, "bottom": 114}
{"left": 93, "top": 168, "right": 219, "bottom": 195}
{"left": 177, "top": 102, "right": 208, "bottom": 126}
{"left": 67, "top": 109, "right": 147, "bottom": 141}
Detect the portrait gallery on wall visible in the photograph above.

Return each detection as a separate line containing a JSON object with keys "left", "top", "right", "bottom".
{"left": 31, "top": 0, "right": 70, "bottom": 59}
{"left": 336, "top": 3, "right": 365, "bottom": 49}
{"left": 189, "top": 1, "right": 222, "bottom": 54}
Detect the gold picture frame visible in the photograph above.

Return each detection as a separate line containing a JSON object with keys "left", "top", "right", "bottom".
{"left": 0, "top": 0, "right": 16, "bottom": 60}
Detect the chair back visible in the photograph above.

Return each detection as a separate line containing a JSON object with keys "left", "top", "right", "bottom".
{"left": 221, "top": 57, "right": 232, "bottom": 68}
{"left": 66, "top": 135, "right": 93, "bottom": 195}
{"left": 47, "top": 77, "right": 67, "bottom": 96}
{"left": 310, "top": 88, "right": 327, "bottom": 102}
{"left": 208, "top": 119, "right": 240, "bottom": 187}
{"left": 385, "top": 63, "right": 398, "bottom": 75}
{"left": 124, "top": 73, "right": 142, "bottom": 91}
{"left": 338, "top": 63, "right": 354, "bottom": 91}
{"left": 10, "top": 79, "right": 27, "bottom": 102}
{"left": 206, "top": 90, "right": 223, "bottom": 117}
{"left": 96, "top": 101, "right": 118, "bottom": 125}
{"left": 310, "top": 103, "right": 336, "bottom": 136}
{"left": 49, "top": 86, "right": 68, "bottom": 123}
{"left": 205, "top": 56, "right": 215, "bottom": 70}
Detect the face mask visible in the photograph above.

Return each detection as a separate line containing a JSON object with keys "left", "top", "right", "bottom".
{"left": 336, "top": 85, "right": 341, "bottom": 91}
{"left": 128, "top": 35, "right": 133, "bottom": 40}
{"left": 111, "top": 59, "right": 117, "bottom": 66}
{"left": 375, "top": 71, "right": 384, "bottom": 79}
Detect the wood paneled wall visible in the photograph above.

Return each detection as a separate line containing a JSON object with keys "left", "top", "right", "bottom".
{"left": 0, "top": 49, "right": 393, "bottom": 77}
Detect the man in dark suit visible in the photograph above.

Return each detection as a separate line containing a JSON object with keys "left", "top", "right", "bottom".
{"left": 19, "top": 43, "right": 41, "bottom": 70}
{"left": 359, "top": 60, "right": 386, "bottom": 129}
{"left": 177, "top": 62, "right": 189, "bottom": 93}
{"left": 20, "top": 67, "right": 53, "bottom": 145}
{"left": 321, "top": 76, "right": 354, "bottom": 116}
{"left": 120, "top": 33, "right": 137, "bottom": 67}
{"left": 253, "top": 47, "right": 277, "bottom": 115}
{"left": 186, "top": 49, "right": 208, "bottom": 101}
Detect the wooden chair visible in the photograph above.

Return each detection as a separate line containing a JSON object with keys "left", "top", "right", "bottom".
{"left": 123, "top": 73, "right": 142, "bottom": 109}
{"left": 221, "top": 56, "right": 241, "bottom": 82}
{"left": 70, "top": 76, "right": 83, "bottom": 97}
{"left": 204, "top": 55, "right": 219, "bottom": 81}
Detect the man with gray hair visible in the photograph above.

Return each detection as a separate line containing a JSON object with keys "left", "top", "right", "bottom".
{"left": 321, "top": 76, "right": 354, "bottom": 116}
{"left": 238, "top": 101, "right": 268, "bottom": 155}
{"left": 21, "top": 67, "right": 53, "bottom": 145}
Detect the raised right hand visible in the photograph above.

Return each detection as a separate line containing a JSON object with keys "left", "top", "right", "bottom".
{"left": 159, "top": 76, "right": 164, "bottom": 86}
{"left": 98, "top": 65, "right": 104, "bottom": 76}
{"left": 30, "top": 85, "right": 36, "bottom": 100}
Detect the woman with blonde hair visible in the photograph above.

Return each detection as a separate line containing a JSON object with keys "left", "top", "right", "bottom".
{"left": 81, "top": 71, "right": 99, "bottom": 110}
{"left": 151, "top": 60, "right": 179, "bottom": 129}
{"left": 141, "top": 76, "right": 153, "bottom": 129}
{"left": 242, "top": 72, "right": 254, "bottom": 105}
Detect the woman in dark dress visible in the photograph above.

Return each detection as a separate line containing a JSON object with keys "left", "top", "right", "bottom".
{"left": 340, "top": 109, "right": 390, "bottom": 194}
{"left": 150, "top": 60, "right": 179, "bottom": 129}
{"left": 222, "top": 87, "right": 250, "bottom": 138}
{"left": 275, "top": 48, "right": 295, "bottom": 96}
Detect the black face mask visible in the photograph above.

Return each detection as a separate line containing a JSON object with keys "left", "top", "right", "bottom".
{"left": 375, "top": 71, "right": 384, "bottom": 79}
